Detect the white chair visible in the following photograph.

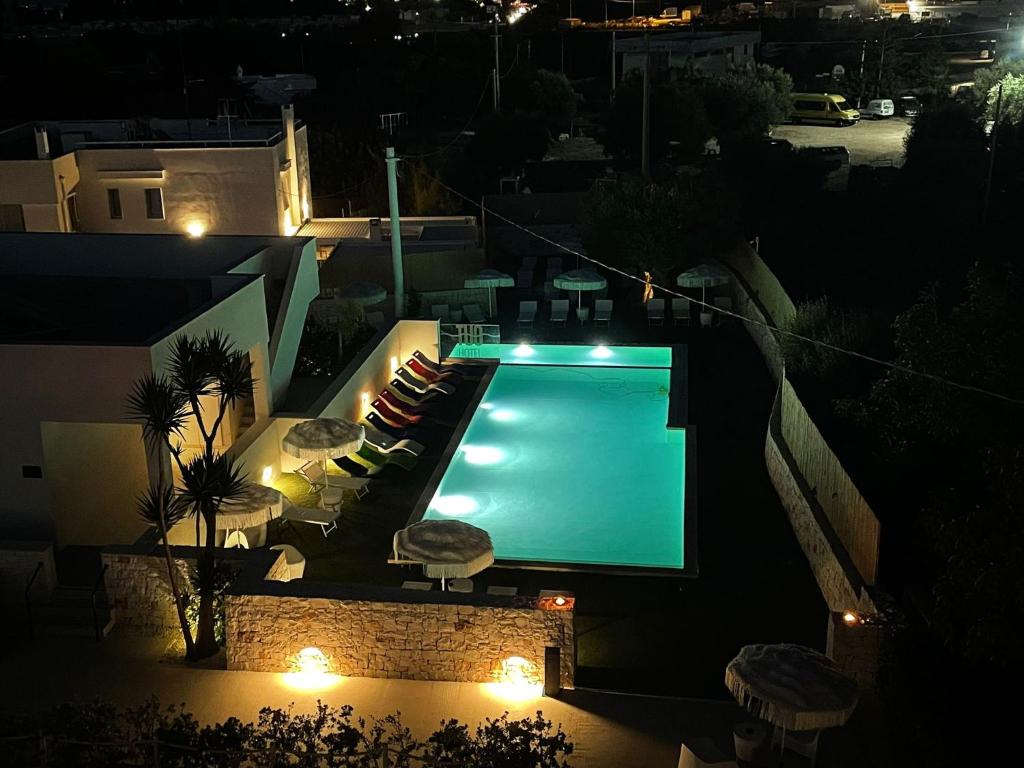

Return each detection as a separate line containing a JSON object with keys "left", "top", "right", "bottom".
{"left": 297, "top": 461, "right": 371, "bottom": 499}
{"left": 224, "top": 530, "right": 250, "bottom": 549}
{"left": 677, "top": 737, "right": 736, "bottom": 768}
{"left": 647, "top": 298, "right": 665, "bottom": 326}
{"left": 594, "top": 299, "right": 613, "bottom": 326}
{"left": 549, "top": 299, "right": 569, "bottom": 326}
{"left": 269, "top": 544, "right": 306, "bottom": 581}
{"left": 431, "top": 304, "right": 451, "bottom": 322}
{"left": 449, "top": 578, "right": 474, "bottom": 593}
{"left": 487, "top": 585, "right": 518, "bottom": 597}
{"left": 281, "top": 505, "right": 340, "bottom": 537}
{"left": 463, "top": 303, "right": 486, "bottom": 324}
{"left": 672, "top": 298, "right": 691, "bottom": 326}
{"left": 362, "top": 426, "right": 425, "bottom": 457}
{"left": 517, "top": 300, "right": 537, "bottom": 328}
{"left": 402, "top": 580, "right": 433, "bottom": 591}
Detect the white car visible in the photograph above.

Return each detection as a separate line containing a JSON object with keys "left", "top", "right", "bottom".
{"left": 860, "top": 99, "right": 895, "bottom": 119}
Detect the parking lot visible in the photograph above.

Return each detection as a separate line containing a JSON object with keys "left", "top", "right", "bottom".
{"left": 772, "top": 117, "right": 912, "bottom": 167}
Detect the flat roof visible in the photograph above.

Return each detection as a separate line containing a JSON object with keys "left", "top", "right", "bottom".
{"left": 615, "top": 30, "right": 761, "bottom": 53}
{"left": 298, "top": 216, "right": 478, "bottom": 244}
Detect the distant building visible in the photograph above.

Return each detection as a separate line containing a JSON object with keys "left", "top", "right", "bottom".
{"left": 0, "top": 106, "right": 311, "bottom": 238}
{"left": 0, "top": 232, "right": 320, "bottom": 545}
{"left": 617, "top": 30, "right": 761, "bottom": 78}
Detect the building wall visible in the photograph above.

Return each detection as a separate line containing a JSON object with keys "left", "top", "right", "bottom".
{"left": 225, "top": 592, "right": 575, "bottom": 687}
{"left": 0, "top": 153, "right": 79, "bottom": 232}
{"left": 826, "top": 611, "right": 884, "bottom": 689}
{"left": 73, "top": 146, "right": 283, "bottom": 236}
{"left": 319, "top": 247, "right": 485, "bottom": 294}
{"left": 0, "top": 344, "right": 154, "bottom": 540}
{"left": 0, "top": 541, "right": 57, "bottom": 608}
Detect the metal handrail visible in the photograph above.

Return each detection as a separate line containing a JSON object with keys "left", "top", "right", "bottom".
{"left": 24, "top": 562, "right": 44, "bottom": 641}
{"left": 90, "top": 563, "right": 109, "bottom": 643}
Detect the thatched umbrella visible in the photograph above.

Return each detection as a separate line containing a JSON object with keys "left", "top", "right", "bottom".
{"left": 464, "top": 269, "right": 514, "bottom": 317}
{"left": 676, "top": 262, "right": 731, "bottom": 308}
{"left": 726, "top": 643, "right": 858, "bottom": 748}
{"left": 282, "top": 418, "right": 365, "bottom": 478}
{"left": 392, "top": 520, "right": 494, "bottom": 589}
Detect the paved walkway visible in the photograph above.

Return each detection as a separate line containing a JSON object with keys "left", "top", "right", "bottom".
{"left": 6, "top": 633, "right": 751, "bottom": 768}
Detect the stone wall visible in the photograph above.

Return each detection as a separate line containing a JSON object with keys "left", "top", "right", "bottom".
{"left": 826, "top": 612, "right": 884, "bottom": 689}
{"left": 225, "top": 591, "right": 575, "bottom": 688}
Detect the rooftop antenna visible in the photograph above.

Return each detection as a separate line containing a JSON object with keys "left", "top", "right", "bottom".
{"left": 217, "top": 99, "right": 238, "bottom": 144}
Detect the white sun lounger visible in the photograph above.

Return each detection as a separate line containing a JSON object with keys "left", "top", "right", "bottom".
{"left": 361, "top": 425, "right": 425, "bottom": 457}
{"left": 395, "top": 368, "right": 455, "bottom": 395}
{"left": 281, "top": 505, "right": 340, "bottom": 537}
{"left": 431, "top": 304, "right": 451, "bottom": 322}
{"left": 549, "top": 299, "right": 569, "bottom": 326}
{"left": 463, "top": 303, "right": 486, "bottom": 323}
{"left": 647, "top": 298, "right": 665, "bottom": 326}
{"left": 672, "top": 298, "right": 691, "bottom": 326}
{"left": 594, "top": 299, "right": 613, "bottom": 326}
{"left": 518, "top": 300, "right": 537, "bottom": 328}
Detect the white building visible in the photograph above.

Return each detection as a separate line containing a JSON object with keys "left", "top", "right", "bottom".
{"left": 0, "top": 106, "right": 311, "bottom": 238}
{"left": 618, "top": 30, "right": 761, "bottom": 78}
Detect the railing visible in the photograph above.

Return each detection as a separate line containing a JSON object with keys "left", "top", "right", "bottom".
{"left": 90, "top": 563, "right": 110, "bottom": 642}
{"left": 439, "top": 323, "right": 500, "bottom": 358}
{"left": 24, "top": 561, "right": 44, "bottom": 641}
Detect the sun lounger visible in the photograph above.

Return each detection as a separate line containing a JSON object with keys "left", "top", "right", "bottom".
{"left": 521, "top": 256, "right": 537, "bottom": 269}
{"left": 355, "top": 444, "right": 417, "bottom": 471}
{"left": 516, "top": 268, "right": 534, "bottom": 288}
{"left": 404, "top": 358, "right": 447, "bottom": 384}
{"left": 448, "top": 578, "right": 473, "bottom": 593}
{"left": 672, "top": 298, "right": 691, "bottom": 326}
{"left": 412, "top": 350, "right": 468, "bottom": 376}
{"left": 517, "top": 300, "right": 537, "bottom": 328}
{"left": 549, "top": 299, "right": 569, "bottom": 326}
{"left": 378, "top": 389, "right": 428, "bottom": 418}
{"left": 395, "top": 368, "right": 455, "bottom": 395}
{"left": 363, "top": 412, "right": 416, "bottom": 440}
{"left": 463, "top": 303, "right": 486, "bottom": 324}
{"left": 647, "top": 298, "right": 665, "bottom": 326}
{"left": 402, "top": 580, "right": 433, "bottom": 591}
{"left": 281, "top": 505, "right": 340, "bottom": 537}
{"left": 332, "top": 455, "right": 377, "bottom": 477}
{"left": 370, "top": 398, "right": 421, "bottom": 427}
{"left": 361, "top": 425, "right": 425, "bottom": 456}
{"left": 430, "top": 304, "right": 451, "bottom": 322}
{"left": 594, "top": 299, "right": 613, "bottom": 326}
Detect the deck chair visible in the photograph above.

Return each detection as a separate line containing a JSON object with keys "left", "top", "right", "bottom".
{"left": 362, "top": 425, "right": 424, "bottom": 456}
{"left": 411, "top": 350, "right": 467, "bottom": 377}
{"left": 517, "top": 300, "right": 537, "bottom": 328}
{"left": 594, "top": 299, "right": 613, "bottom": 326}
{"left": 545, "top": 256, "right": 563, "bottom": 278}
{"left": 647, "top": 298, "right": 665, "bottom": 326}
{"left": 521, "top": 256, "right": 538, "bottom": 269}
{"left": 363, "top": 412, "right": 416, "bottom": 440}
{"left": 297, "top": 462, "right": 371, "bottom": 499}
{"left": 516, "top": 268, "right": 534, "bottom": 288}
{"left": 463, "top": 303, "right": 486, "bottom": 324}
{"left": 672, "top": 297, "right": 691, "bottom": 326}
{"left": 281, "top": 505, "right": 340, "bottom": 537}
{"left": 402, "top": 580, "right": 433, "bottom": 591}
{"left": 448, "top": 578, "right": 473, "bottom": 593}
{"left": 549, "top": 299, "right": 569, "bottom": 326}
{"left": 430, "top": 304, "right": 451, "bottom": 322}
{"left": 395, "top": 368, "right": 455, "bottom": 395}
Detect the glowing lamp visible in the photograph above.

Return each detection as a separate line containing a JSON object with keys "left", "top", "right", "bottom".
{"left": 512, "top": 343, "right": 535, "bottom": 358}
{"left": 301, "top": 199, "right": 311, "bottom": 221}
{"left": 489, "top": 408, "right": 518, "bottom": 423}
{"left": 462, "top": 445, "right": 504, "bottom": 466}
{"left": 360, "top": 391, "right": 370, "bottom": 412}
{"left": 590, "top": 344, "right": 613, "bottom": 359}
{"left": 537, "top": 590, "right": 575, "bottom": 612}
{"left": 185, "top": 220, "right": 206, "bottom": 238}
{"left": 261, "top": 465, "right": 274, "bottom": 484}
{"left": 842, "top": 611, "right": 859, "bottom": 625}
{"left": 390, "top": 356, "right": 399, "bottom": 374}
{"left": 430, "top": 494, "right": 478, "bottom": 516}
{"left": 281, "top": 646, "right": 342, "bottom": 692}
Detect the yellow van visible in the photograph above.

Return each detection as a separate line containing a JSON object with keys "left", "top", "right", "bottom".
{"left": 790, "top": 93, "right": 860, "bottom": 126}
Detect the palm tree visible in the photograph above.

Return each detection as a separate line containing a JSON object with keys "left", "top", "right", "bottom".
{"left": 128, "top": 330, "right": 255, "bottom": 659}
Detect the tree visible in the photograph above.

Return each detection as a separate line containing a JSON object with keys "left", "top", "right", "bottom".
{"left": 698, "top": 65, "right": 793, "bottom": 149}
{"left": 127, "top": 331, "right": 255, "bottom": 659}
{"left": 407, "top": 160, "right": 458, "bottom": 216}
{"left": 505, "top": 68, "right": 580, "bottom": 136}
{"left": 604, "top": 70, "right": 711, "bottom": 166}
{"left": 468, "top": 112, "right": 550, "bottom": 176}
{"left": 968, "top": 57, "right": 1024, "bottom": 118}
{"left": 985, "top": 72, "right": 1024, "bottom": 124}
{"left": 778, "top": 298, "right": 869, "bottom": 388}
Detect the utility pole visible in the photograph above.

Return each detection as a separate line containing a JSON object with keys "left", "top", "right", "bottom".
{"left": 983, "top": 82, "right": 1003, "bottom": 225}
{"left": 641, "top": 35, "right": 651, "bottom": 180}
{"left": 876, "top": 27, "right": 888, "bottom": 96}
{"left": 492, "top": 17, "right": 501, "bottom": 112}
{"left": 611, "top": 30, "right": 617, "bottom": 95}
{"left": 857, "top": 39, "right": 867, "bottom": 107}
{"left": 385, "top": 148, "right": 405, "bottom": 318}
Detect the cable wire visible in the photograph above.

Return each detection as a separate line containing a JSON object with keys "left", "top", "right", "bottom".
{"left": 404, "top": 76, "right": 493, "bottom": 160}
{"left": 412, "top": 167, "right": 1024, "bottom": 407}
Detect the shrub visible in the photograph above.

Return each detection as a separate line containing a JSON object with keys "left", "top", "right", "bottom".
{"left": 778, "top": 298, "right": 868, "bottom": 383}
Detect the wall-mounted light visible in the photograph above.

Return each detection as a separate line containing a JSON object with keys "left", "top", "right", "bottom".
{"left": 261, "top": 466, "right": 274, "bottom": 484}
{"left": 537, "top": 590, "right": 575, "bottom": 612}
{"left": 842, "top": 611, "right": 859, "bottom": 625}
{"left": 390, "top": 356, "right": 399, "bottom": 374}
{"left": 301, "top": 199, "right": 311, "bottom": 221}
{"left": 185, "top": 220, "right": 206, "bottom": 238}
{"left": 360, "top": 391, "right": 370, "bottom": 414}
{"left": 281, "top": 646, "right": 341, "bottom": 692}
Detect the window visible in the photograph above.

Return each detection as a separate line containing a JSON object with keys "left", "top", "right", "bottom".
{"left": 144, "top": 188, "right": 164, "bottom": 219}
{"left": 0, "top": 204, "right": 25, "bottom": 232}
{"left": 21, "top": 465, "right": 43, "bottom": 479}
{"left": 794, "top": 100, "right": 826, "bottom": 112}
{"left": 108, "top": 188, "right": 122, "bottom": 219}
{"left": 66, "top": 193, "right": 79, "bottom": 231}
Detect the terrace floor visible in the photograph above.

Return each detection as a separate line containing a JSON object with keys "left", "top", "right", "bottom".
{"left": 266, "top": 298, "right": 828, "bottom": 701}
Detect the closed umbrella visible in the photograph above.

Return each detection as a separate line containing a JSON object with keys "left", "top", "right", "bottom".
{"left": 282, "top": 418, "right": 365, "bottom": 478}
{"left": 393, "top": 519, "right": 494, "bottom": 589}
{"left": 339, "top": 281, "right": 387, "bottom": 306}
{"left": 464, "top": 269, "right": 514, "bottom": 317}
{"left": 676, "top": 263, "right": 731, "bottom": 308}
{"left": 725, "top": 643, "right": 859, "bottom": 748}
{"left": 218, "top": 483, "right": 286, "bottom": 547}
{"left": 554, "top": 268, "right": 607, "bottom": 312}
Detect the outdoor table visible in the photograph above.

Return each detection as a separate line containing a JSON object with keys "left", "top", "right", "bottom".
{"left": 216, "top": 486, "right": 285, "bottom": 548}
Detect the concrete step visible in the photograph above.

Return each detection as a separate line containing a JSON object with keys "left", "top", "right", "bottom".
{"left": 28, "top": 587, "right": 114, "bottom": 639}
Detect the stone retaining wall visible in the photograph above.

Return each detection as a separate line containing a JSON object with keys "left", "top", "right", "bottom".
{"left": 826, "top": 612, "right": 884, "bottom": 689}
{"left": 225, "top": 592, "right": 575, "bottom": 688}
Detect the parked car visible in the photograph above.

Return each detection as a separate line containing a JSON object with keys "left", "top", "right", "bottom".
{"left": 790, "top": 93, "right": 860, "bottom": 126}
{"left": 897, "top": 95, "right": 922, "bottom": 118}
{"left": 860, "top": 99, "right": 895, "bottom": 119}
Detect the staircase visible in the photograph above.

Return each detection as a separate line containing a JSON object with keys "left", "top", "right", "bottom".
{"left": 28, "top": 583, "right": 114, "bottom": 641}
{"left": 235, "top": 397, "right": 256, "bottom": 440}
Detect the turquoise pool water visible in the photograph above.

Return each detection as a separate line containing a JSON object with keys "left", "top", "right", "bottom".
{"left": 449, "top": 342, "right": 672, "bottom": 369}
{"left": 424, "top": 345, "right": 685, "bottom": 569}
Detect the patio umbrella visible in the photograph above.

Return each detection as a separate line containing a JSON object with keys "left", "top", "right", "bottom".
{"left": 393, "top": 519, "right": 494, "bottom": 589}
{"left": 554, "top": 268, "right": 607, "bottom": 311}
{"left": 676, "top": 263, "right": 731, "bottom": 308}
{"left": 282, "top": 418, "right": 365, "bottom": 478}
{"left": 217, "top": 483, "right": 285, "bottom": 531}
{"left": 464, "top": 269, "right": 514, "bottom": 317}
{"left": 339, "top": 281, "right": 387, "bottom": 306}
{"left": 725, "top": 643, "right": 859, "bottom": 735}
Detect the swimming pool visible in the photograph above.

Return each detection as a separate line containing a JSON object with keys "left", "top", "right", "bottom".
{"left": 421, "top": 344, "right": 688, "bottom": 571}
